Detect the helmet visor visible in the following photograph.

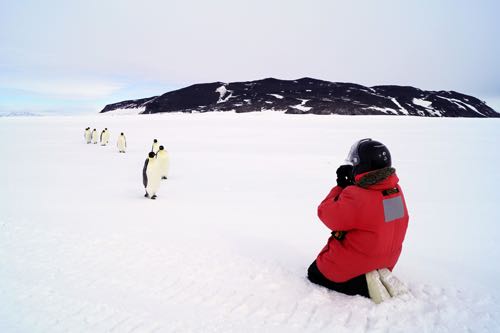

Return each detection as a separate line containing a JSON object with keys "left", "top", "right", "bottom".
{"left": 345, "top": 138, "right": 372, "bottom": 166}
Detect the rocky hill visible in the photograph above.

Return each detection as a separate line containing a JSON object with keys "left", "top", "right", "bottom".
{"left": 100, "top": 78, "right": 498, "bottom": 117}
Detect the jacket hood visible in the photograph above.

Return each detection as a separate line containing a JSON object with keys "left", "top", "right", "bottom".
{"left": 355, "top": 167, "right": 399, "bottom": 190}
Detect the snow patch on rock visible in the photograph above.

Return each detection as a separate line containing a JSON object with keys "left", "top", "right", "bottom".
{"left": 216, "top": 85, "right": 233, "bottom": 103}
{"left": 413, "top": 98, "right": 442, "bottom": 117}
{"left": 364, "top": 106, "right": 399, "bottom": 115}
{"left": 437, "top": 96, "right": 485, "bottom": 116}
{"left": 413, "top": 98, "right": 432, "bottom": 108}
{"left": 290, "top": 99, "right": 312, "bottom": 112}
{"left": 390, "top": 98, "right": 409, "bottom": 115}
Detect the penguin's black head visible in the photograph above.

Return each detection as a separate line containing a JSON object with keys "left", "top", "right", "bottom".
{"left": 159, "top": 146, "right": 164, "bottom": 150}
{"left": 154, "top": 139, "right": 158, "bottom": 143}
{"left": 149, "top": 152, "right": 156, "bottom": 158}
{"left": 121, "top": 132, "right": 124, "bottom": 135}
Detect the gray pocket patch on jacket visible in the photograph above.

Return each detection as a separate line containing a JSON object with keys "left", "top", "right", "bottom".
{"left": 383, "top": 196, "right": 404, "bottom": 222}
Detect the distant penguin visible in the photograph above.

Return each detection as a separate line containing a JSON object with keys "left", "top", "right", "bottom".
{"left": 103, "top": 128, "right": 110, "bottom": 145}
{"left": 100, "top": 129, "right": 106, "bottom": 145}
{"left": 151, "top": 139, "right": 160, "bottom": 154}
{"left": 92, "top": 129, "right": 98, "bottom": 144}
{"left": 117, "top": 132, "right": 127, "bottom": 153}
{"left": 84, "top": 127, "right": 91, "bottom": 144}
{"left": 143, "top": 151, "right": 161, "bottom": 199}
{"left": 156, "top": 145, "right": 170, "bottom": 180}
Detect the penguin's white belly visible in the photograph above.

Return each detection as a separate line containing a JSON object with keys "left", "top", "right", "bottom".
{"left": 146, "top": 162, "right": 161, "bottom": 195}
{"left": 117, "top": 137, "right": 126, "bottom": 151}
{"left": 158, "top": 156, "right": 170, "bottom": 177}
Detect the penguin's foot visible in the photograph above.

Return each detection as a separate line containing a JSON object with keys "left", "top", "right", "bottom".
{"left": 144, "top": 193, "right": 149, "bottom": 198}
{"left": 151, "top": 195, "right": 157, "bottom": 200}
{"left": 162, "top": 176, "right": 168, "bottom": 180}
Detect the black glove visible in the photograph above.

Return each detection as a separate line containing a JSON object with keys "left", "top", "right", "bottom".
{"left": 336, "top": 164, "right": 354, "bottom": 188}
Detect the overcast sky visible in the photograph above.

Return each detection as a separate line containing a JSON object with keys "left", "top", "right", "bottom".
{"left": 1, "top": 0, "right": 499, "bottom": 114}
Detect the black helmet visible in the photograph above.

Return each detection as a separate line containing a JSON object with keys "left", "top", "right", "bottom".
{"left": 346, "top": 138, "right": 391, "bottom": 176}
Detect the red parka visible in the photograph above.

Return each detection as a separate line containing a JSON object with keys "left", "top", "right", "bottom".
{"left": 316, "top": 170, "right": 409, "bottom": 282}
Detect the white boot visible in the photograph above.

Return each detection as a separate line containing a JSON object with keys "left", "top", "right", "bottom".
{"left": 378, "top": 268, "right": 409, "bottom": 297}
{"left": 366, "top": 270, "right": 391, "bottom": 304}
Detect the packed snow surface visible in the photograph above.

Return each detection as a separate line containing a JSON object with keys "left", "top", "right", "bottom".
{"left": 105, "top": 107, "right": 145, "bottom": 115}
{"left": 1, "top": 112, "right": 499, "bottom": 332}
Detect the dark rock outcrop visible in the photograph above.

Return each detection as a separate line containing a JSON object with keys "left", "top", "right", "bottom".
{"left": 101, "top": 78, "right": 498, "bottom": 117}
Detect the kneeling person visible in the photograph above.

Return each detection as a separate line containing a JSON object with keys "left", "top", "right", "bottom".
{"left": 309, "top": 139, "right": 409, "bottom": 303}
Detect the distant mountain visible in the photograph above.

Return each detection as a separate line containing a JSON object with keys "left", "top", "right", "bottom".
{"left": 100, "top": 78, "right": 499, "bottom": 117}
{"left": 0, "top": 111, "right": 42, "bottom": 117}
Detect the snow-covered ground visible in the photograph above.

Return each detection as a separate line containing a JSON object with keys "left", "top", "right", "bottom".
{"left": 1, "top": 112, "right": 499, "bottom": 332}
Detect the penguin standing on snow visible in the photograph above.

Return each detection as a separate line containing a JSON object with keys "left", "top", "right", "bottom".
{"left": 117, "top": 132, "right": 127, "bottom": 153}
{"left": 100, "top": 129, "right": 106, "bottom": 145}
{"left": 84, "top": 127, "right": 91, "bottom": 144}
{"left": 143, "top": 152, "right": 161, "bottom": 199}
{"left": 151, "top": 139, "right": 160, "bottom": 154}
{"left": 156, "top": 145, "right": 170, "bottom": 180}
{"left": 92, "top": 129, "right": 98, "bottom": 144}
{"left": 103, "top": 128, "right": 110, "bottom": 145}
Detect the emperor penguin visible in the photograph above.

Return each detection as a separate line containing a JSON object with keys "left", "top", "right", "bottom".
{"left": 84, "top": 127, "right": 91, "bottom": 144}
{"left": 143, "top": 151, "right": 161, "bottom": 199}
{"left": 156, "top": 145, "right": 170, "bottom": 180}
{"left": 92, "top": 129, "right": 98, "bottom": 144}
{"left": 103, "top": 128, "right": 110, "bottom": 145}
{"left": 151, "top": 139, "right": 160, "bottom": 154}
{"left": 100, "top": 129, "right": 106, "bottom": 145}
{"left": 117, "top": 132, "right": 127, "bottom": 153}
